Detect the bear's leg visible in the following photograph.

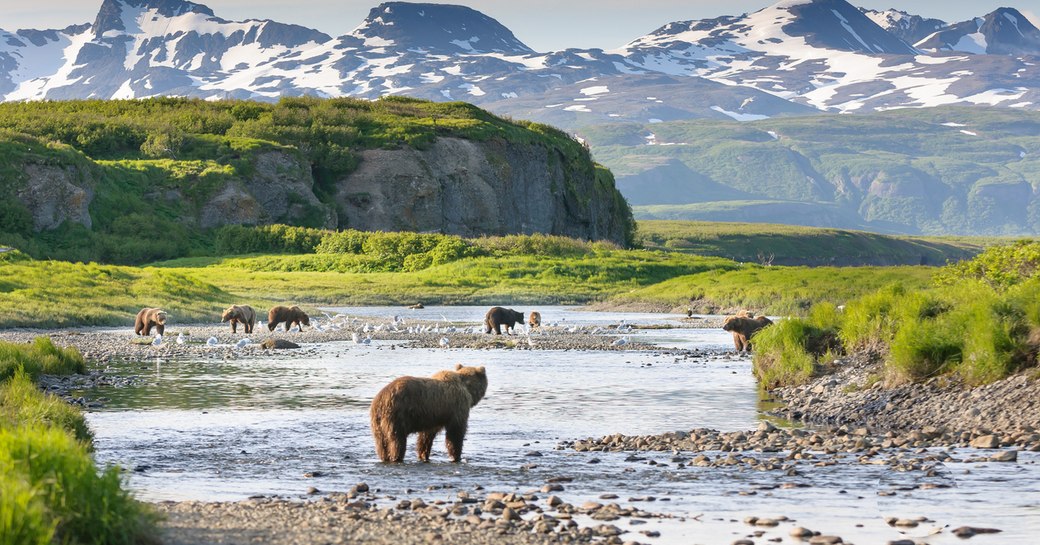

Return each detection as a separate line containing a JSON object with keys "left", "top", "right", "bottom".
{"left": 268, "top": 321, "right": 277, "bottom": 332}
{"left": 494, "top": 323, "right": 502, "bottom": 335}
{"left": 231, "top": 319, "right": 238, "bottom": 334}
{"left": 143, "top": 323, "right": 153, "bottom": 336}
{"left": 732, "top": 332, "right": 742, "bottom": 352}
{"left": 444, "top": 422, "right": 467, "bottom": 463}
{"left": 372, "top": 428, "right": 389, "bottom": 462}
{"left": 390, "top": 429, "right": 409, "bottom": 463}
{"left": 246, "top": 321, "right": 253, "bottom": 334}
{"left": 156, "top": 324, "right": 164, "bottom": 336}
{"left": 416, "top": 428, "right": 440, "bottom": 462}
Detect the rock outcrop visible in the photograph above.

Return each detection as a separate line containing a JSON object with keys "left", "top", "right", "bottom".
{"left": 335, "top": 137, "right": 630, "bottom": 243}
{"left": 17, "top": 163, "right": 95, "bottom": 231}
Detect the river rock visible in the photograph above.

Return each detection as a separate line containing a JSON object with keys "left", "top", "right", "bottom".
{"left": 990, "top": 450, "right": 1018, "bottom": 462}
{"left": 970, "top": 435, "right": 1000, "bottom": 449}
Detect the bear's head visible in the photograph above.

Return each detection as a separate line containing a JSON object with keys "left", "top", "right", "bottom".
{"left": 155, "top": 311, "right": 168, "bottom": 325}
{"left": 221, "top": 306, "right": 237, "bottom": 322}
{"left": 454, "top": 364, "right": 488, "bottom": 407}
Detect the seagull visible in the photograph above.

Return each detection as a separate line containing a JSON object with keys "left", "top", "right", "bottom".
{"left": 207, "top": 337, "right": 219, "bottom": 346}
{"left": 362, "top": 323, "right": 371, "bottom": 333}
{"left": 361, "top": 336, "right": 372, "bottom": 345}
{"left": 351, "top": 332, "right": 360, "bottom": 344}
{"left": 235, "top": 338, "right": 252, "bottom": 349}
{"left": 152, "top": 334, "right": 163, "bottom": 346}
{"left": 611, "top": 337, "right": 629, "bottom": 347}
{"left": 313, "top": 323, "right": 325, "bottom": 332}
{"left": 176, "top": 333, "right": 185, "bottom": 345}
{"left": 438, "top": 337, "right": 450, "bottom": 348}
{"left": 257, "top": 320, "right": 264, "bottom": 329}
{"left": 591, "top": 327, "right": 603, "bottom": 335}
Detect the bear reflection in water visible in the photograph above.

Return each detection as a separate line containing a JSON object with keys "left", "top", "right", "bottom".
{"left": 370, "top": 364, "right": 488, "bottom": 463}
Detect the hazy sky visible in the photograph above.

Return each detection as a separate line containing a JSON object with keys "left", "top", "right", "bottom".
{"left": 6, "top": 0, "right": 1040, "bottom": 51}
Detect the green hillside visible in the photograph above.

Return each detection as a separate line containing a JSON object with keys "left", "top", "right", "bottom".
{"left": 584, "top": 106, "right": 1040, "bottom": 236}
{"left": 636, "top": 220, "right": 998, "bottom": 266}
{"left": 0, "top": 97, "right": 633, "bottom": 264}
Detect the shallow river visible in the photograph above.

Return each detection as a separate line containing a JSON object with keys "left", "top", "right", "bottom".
{"left": 85, "top": 306, "right": 1039, "bottom": 544}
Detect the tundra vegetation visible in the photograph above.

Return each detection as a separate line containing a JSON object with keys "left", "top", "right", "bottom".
{"left": 753, "top": 241, "right": 1040, "bottom": 389}
{"left": 0, "top": 338, "right": 156, "bottom": 545}
{"left": 0, "top": 222, "right": 969, "bottom": 328}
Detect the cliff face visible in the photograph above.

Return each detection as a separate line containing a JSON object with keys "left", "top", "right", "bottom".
{"left": 9, "top": 137, "right": 631, "bottom": 246}
{"left": 335, "top": 137, "right": 630, "bottom": 243}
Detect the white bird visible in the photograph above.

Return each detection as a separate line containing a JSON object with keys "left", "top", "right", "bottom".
{"left": 362, "top": 323, "right": 371, "bottom": 333}
{"left": 207, "top": 336, "right": 219, "bottom": 346}
{"left": 235, "top": 338, "right": 252, "bottom": 349}
{"left": 314, "top": 323, "right": 325, "bottom": 332}
{"left": 567, "top": 326, "right": 579, "bottom": 334}
{"left": 152, "top": 334, "right": 163, "bottom": 346}
{"left": 438, "top": 337, "right": 450, "bottom": 348}
{"left": 176, "top": 333, "right": 185, "bottom": 345}
{"left": 257, "top": 320, "right": 264, "bottom": 329}
{"left": 612, "top": 337, "right": 629, "bottom": 347}
{"left": 361, "top": 336, "right": 372, "bottom": 345}
{"left": 323, "top": 311, "right": 334, "bottom": 320}
{"left": 289, "top": 325, "right": 300, "bottom": 333}
{"left": 591, "top": 327, "right": 603, "bottom": 335}
{"left": 351, "top": 332, "right": 360, "bottom": 344}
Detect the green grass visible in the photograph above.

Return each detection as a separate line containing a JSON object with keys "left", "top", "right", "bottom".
{"left": 0, "top": 339, "right": 157, "bottom": 545}
{"left": 636, "top": 220, "right": 996, "bottom": 266}
{"left": 0, "top": 337, "right": 86, "bottom": 383}
{"left": 0, "top": 371, "right": 90, "bottom": 444}
{"left": 0, "top": 425, "right": 157, "bottom": 545}
{"left": 756, "top": 243, "right": 1040, "bottom": 388}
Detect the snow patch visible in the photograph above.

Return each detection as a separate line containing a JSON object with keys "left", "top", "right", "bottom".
{"left": 580, "top": 85, "right": 609, "bottom": 96}
{"left": 959, "top": 130, "right": 978, "bottom": 136}
{"left": 563, "top": 104, "right": 591, "bottom": 112}
{"left": 458, "top": 83, "right": 485, "bottom": 96}
{"left": 710, "top": 106, "right": 769, "bottom": 121}
{"left": 501, "top": 91, "right": 518, "bottom": 98}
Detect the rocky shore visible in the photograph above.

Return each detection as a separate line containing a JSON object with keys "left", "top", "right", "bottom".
{"left": 156, "top": 488, "right": 670, "bottom": 545}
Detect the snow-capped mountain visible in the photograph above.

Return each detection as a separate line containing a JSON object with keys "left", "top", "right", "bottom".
{"left": 860, "top": 8, "right": 946, "bottom": 44}
{"left": 916, "top": 8, "right": 1040, "bottom": 56}
{"left": 1, "top": 0, "right": 1039, "bottom": 125}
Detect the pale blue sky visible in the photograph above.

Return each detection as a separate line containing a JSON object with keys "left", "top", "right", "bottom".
{"left": 6, "top": 0, "right": 1039, "bottom": 51}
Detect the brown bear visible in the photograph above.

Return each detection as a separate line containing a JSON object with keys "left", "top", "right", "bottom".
{"left": 528, "top": 311, "right": 541, "bottom": 329}
{"left": 408, "top": 303, "right": 425, "bottom": 309}
{"left": 134, "top": 308, "right": 167, "bottom": 336}
{"left": 221, "top": 304, "right": 257, "bottom": 334}
{"left": 267, "top": 305, "right": 310, "bottom": 332}
{"left": 484, "top": 306, "right": 524, "bottom": 335}
{"left": 722, "top": 312, "right": 773, "bottom": 353}
{"left": 370, "top": 364, "right": 488, "bottom": 463}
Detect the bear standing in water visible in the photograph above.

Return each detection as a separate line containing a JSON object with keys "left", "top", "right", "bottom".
{"left": 722, "top": 312, "right": 773, "bottom": 352}
{"left": 370, "top": 364, "right": 488, "bottom": 463}
{"left": 484, "top": 306, "right": 524, "bottom": 334}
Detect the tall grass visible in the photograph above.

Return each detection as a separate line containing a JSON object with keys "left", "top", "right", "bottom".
{"left": 0, "top": 371, "right": 90, "bottom": 443}
{"left": 0, "top": 472, "right": 55, "bottom": 545}
{"left": 0, "top": 426, "right": 157, "bottom": 545}
{"left": 751, "top": 304, "right": 842, "bottom": 389}
{"left": 0, "top": 337, "right": 85, "bottom": 382}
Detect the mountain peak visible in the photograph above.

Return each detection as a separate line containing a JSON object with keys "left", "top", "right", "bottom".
{"left": 775, "top": 0, "right": 918, "bottom": 54}
{"left": 351, "top": 2, "right": 533, "bottom": 54}
{"left": 916, "top": 6, "right": 1040, "bottom": 55}
{"left": 859, "top": 7, "right": 947, "bottom": 44}
{"left": 94, "top": 0, "right": 214, "bottom": 35}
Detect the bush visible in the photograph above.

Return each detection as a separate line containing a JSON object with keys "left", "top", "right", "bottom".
{"left": 0, "top": 426, "right": 156, "bottom": 545}
{"left": 752, "top": 318, "right": 819, "bottom": 389}
{"left": 214, "top": 224, "right": 328, "bottom": 255}
{"left": 0, "top": 471, "right": 55, "bottom": 545}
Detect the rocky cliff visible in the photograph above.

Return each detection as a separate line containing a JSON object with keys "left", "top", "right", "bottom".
{"left": 336, "top": 137, "right": 629, "bottom": 242}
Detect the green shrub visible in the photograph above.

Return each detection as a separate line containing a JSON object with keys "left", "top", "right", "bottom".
{"left": 935, "top": 240, "right": 1040, "bottom": 290}
{"left": 752, "top": 318, "right": 819, "bottom": 389}
{"left": 0, "top": 426, "right": 156, "bottom": 545}
{"left": 887, "top": 316, "right": 962, "bottom": 383}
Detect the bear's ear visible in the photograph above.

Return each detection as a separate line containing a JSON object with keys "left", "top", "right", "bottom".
{"left": 478, "top": 366, "right": 486, "bottom": 374}
{"left": 455, "top": 363, "right": 464, "bottom": 370}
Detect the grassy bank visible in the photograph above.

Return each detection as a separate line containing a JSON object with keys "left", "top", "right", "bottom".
{"left": 0, "top": 339, "right": 156, "bottom": 545}
{"left": 0, "top": 226, "right": 948, "bottom": 328}
{"left": 753, "top": 241, "right": 1040, "bottom": 389}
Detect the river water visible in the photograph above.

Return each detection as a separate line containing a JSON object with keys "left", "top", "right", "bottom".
{"left": 84, "top": 306, "right": 1039, "bottom": 544}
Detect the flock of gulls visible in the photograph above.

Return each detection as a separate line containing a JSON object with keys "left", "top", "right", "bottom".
{"left": 146, "top": 311, "right": 638, "bottom": 349}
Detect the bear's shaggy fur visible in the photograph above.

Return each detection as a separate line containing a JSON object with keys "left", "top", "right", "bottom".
{"left": 370, "top": 364, "right": 488, "bottom": 463}
{"left": 722, "top": 312, "right": 773, "bottom": 352}
{"left": 528, "top": 311, "right": 542, "bottom": 328}
{"left": 221, "top": 304, "right": 256, "bottom": 334}
{"left": 134, "top": 308, "right": 167, "bottom": 336}
{"left": 267, "top": 305, "right": 310, "bottom": 332}
{"left": 484, "top": 306, "right": 524, "bottom": 335}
